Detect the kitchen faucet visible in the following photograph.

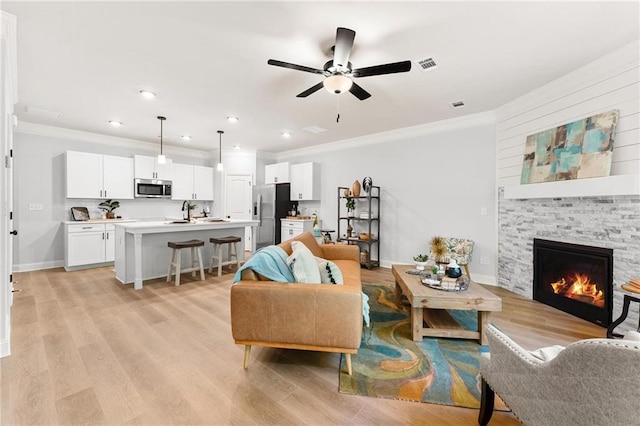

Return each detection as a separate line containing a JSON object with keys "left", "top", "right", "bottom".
{"left": 181, "top": 200, "right": 190, "bottom": 220}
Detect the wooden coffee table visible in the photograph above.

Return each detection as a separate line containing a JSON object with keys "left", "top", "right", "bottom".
{"left": 392, "top": 264, "right": 502, "bottom": 345}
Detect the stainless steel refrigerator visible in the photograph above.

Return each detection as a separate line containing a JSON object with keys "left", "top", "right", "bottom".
{"left": 253, "top": 183, "right": 295, "bottom": 249}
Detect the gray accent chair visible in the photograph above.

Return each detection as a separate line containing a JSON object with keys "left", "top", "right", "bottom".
{"left": 479, "top": 324, "right": 640, "bottom": 425}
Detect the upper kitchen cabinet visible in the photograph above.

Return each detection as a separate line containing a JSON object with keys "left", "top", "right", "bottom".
{"left": 66, "top": 151, "right": 134, "bottom": 199}
{"left": 133, "top": 154, "right": 173, "bottom": 180}
{"left": 265, "top": 162, "right": 290, "bottom": 184}
{"left": 290, "top": 162, "right": 320, "bottom": 201}
{"left": 172, "top": 163, "right": 214, "bottom": 201}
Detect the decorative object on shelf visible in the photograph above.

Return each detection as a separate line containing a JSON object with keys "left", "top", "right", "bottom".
{"left": 520, "top": 109, "right": 618, "bottom": 185}
{"left": 360, "top": 250, "right": 369, "bottom": 264}
{"left": 345, "top": 196, "right": 356, "bottom": 217}
{"left": 362, "top": 176, "right": 373, "bottom": 193}
{"left": 445, "top": 259, "right": 462, "bottom": 278}
{"left": 157, "top": 116, "right": 167, "bottom": 164}
{"left": 352, "top": 180, "right": 361, "bottom": 197}
{"left": 343, "top": 188, "right": 351, "bottom": 197}
{"left": 346, "top": 222, "right": 353, "bottom": 238}
{"left": 216, "top": 130, "right": 224, "bottom": 171}
{"left": 413, "top": 254, "right": 429, "bottom": 270}
{"left": 431, "top": 236, "right": 448, "bottom": 262}
{"left": 98, "top": 199, "right": 120, "bottom": 219}
{"left": 359, "top": 232, "right": 374, "bottom": 240}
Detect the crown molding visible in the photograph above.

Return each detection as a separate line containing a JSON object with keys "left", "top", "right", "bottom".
{"left": 275, "top": 111, "right": 496, "bottom": 160}
{"left": 15, "top": 121, "right": 208, "bottom": 159}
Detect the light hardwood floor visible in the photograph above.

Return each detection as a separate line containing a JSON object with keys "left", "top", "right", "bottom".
{"left": 2, "top": 265, "right": 605, "bottom": 425}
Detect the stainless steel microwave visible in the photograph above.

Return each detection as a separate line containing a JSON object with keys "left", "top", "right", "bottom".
{"left": 134, "top": 178, "right": 172, "bottom": 198}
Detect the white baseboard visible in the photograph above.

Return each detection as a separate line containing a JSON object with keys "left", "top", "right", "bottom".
{"left": 0, "top": 338, "right": 10, "bottom": 358}
{"left": 13, "top": 260, "right": 64, "bottom": 272}
{"left": 379, "top": 260, "right": 496, "bottom": 286}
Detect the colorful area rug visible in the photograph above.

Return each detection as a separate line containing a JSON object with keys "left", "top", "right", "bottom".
{"left": 339, "top": 282, "right": 486, "bottom": 408}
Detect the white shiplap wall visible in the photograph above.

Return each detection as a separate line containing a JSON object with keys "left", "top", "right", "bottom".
{"left": 496, "top": 40, "right": 640, "bottom": 186}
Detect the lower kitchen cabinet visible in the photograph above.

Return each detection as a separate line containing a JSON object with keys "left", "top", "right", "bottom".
{"left": 280, "top": 219, "right": 313, "bottom": 243}
{"left": 64, "top": 222, "right": 117, "bottom": 270}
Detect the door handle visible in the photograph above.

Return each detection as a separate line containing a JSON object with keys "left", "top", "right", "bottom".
{"left": 10, "top": 230, "right": 17, "bottom": 236}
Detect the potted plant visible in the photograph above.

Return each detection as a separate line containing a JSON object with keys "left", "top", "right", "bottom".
{"left": 98, "top": 199, "right": 120, "bottom": 219}
{"left": 413, "top": 254, "right": 429, "bottom": 270}
{"left": 345, "top": 196, "right": 356, "bottom": 217}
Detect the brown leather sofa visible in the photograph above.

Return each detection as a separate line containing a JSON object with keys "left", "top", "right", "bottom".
{"left": 230, "top": 232, "right": 363, "bottom": 374}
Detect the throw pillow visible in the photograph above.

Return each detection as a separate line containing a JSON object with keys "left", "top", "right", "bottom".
{"left": 288, "top": 241, "right": 321, "bottom": 283}
{"left": 316, "top": 257, "right": 344, "bottom": 285}
{"left": 623, "top": 330, "right": 640, "bottom": 341}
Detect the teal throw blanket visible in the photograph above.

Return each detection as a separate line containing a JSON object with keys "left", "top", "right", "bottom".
{"left": 232, "top": 245, "right": 295, "bottom": 284}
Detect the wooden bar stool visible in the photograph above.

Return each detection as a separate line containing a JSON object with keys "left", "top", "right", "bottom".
{"left": 167, "top": 240, "right": 205, "bottom": 286}
{"left": 209, "top": 236, "right": 242, "bottom": 277}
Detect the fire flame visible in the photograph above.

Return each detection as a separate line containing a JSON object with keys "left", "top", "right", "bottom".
{"left": 550, "top": 273, "right": 604, "bottom": 307}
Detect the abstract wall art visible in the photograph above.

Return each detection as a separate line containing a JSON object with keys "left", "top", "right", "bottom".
{"left": 520, "top": 110, "right": 619, "bottom": 184}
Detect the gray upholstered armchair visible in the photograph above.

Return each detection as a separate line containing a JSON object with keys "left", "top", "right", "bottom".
{"left": 479, "top": 324, "right": 640, "bottom": 425}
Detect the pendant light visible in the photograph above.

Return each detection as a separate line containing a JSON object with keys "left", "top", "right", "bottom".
{"left": 157, "top": 116, "right": 167, "bottom": 164}
{"left": 217, "top": 130, "right": 224, "bottom": 171}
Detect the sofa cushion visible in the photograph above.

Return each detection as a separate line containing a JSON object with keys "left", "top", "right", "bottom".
{"left": 280, "top": 232, "right": 324, "bottom": 258}
{"left": 316, "top": 257, "right": 344, "bottom": 285}
{"left": 288, "top": 241, "right": 321, "bottom": 283}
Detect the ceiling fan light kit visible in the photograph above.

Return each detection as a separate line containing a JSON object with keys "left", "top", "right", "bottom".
{"left": 323, "top": 74, "right": 352, "bottom": 94}
{"left": 268, "top": 26, "right": 411, "bottom": 103}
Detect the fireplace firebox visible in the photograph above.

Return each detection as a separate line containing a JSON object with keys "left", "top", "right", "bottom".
{"left": 533, "top": 239, "right": 613, "bottom": 327}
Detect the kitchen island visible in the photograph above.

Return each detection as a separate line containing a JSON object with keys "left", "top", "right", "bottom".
{"left": 114, "top": 219, "right": 258, "bottom": 289}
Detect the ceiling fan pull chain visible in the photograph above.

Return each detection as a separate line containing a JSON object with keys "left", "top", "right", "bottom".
{"left": 336, "top": 95, "right": 340, "bottom": 123}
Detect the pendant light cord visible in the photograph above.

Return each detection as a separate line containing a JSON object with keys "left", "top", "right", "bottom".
{"left": 157, "top": 116, "right": 166, "bottom": 155}
{"left": 217, "top": 130, "right": 224, "bottom": 170}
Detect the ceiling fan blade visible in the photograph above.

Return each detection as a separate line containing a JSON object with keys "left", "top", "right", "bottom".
{"left": 296, "top": 82, "right": 324, "bottom": 98}
{"left": 333, "top": 27, "right": 355, "bottom": 71}
{"left": 352, "top": 60, "right": 412, "bottom": 78}
{"left": 349, "top": 82, "right": 371, "bottom": 101}
{"left": 267, "top": 59, "right": 324, "bottom": 75}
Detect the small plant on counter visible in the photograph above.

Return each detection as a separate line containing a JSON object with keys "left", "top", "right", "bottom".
{"left": 98, "top": 199, "right": 120, "bottom": 219}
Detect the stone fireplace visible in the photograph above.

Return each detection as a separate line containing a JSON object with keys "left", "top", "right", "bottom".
{"left": 533, "top": 238, "right": 613, "bottom": 326}
{"left": 498, "top": 190, "right": 640, "bottom": 333}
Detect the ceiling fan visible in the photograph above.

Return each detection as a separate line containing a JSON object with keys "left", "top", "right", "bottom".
{"left": 268, "top": 27, "right": 412, "bottom": 101}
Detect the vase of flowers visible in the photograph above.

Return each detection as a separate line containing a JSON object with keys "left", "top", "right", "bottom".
{"left": 345, "top": 196, "right": 356, "bottom": 217}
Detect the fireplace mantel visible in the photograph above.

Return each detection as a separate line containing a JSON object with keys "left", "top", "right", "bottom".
{"left": 503, "top": 174, "right": 640, "bottom": 200}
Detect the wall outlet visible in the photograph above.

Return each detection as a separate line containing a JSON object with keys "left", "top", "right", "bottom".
{"left": 28, "top": 203, "right": 43, "bottom": 211}
{"left": 480, "top": 207, "right": 488, "bottom": 215}
{"left": 480, "top": 256, "right": 490, "bottom": 265}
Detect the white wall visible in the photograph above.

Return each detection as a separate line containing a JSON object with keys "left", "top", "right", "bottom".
{"left": 274, "top": 112, "right": 497, "bottom": 284}
{"left": 13, "top": 125, "right": 214, "bottom": 271}
{"left": 497, "top": 40, "right": 640, "bottom": 186}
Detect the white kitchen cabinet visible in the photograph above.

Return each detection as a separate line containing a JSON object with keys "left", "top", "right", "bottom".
{"left": 281, "top": 219, "right": 313, "bottom": 242}
{"left": 64, "top": 222, "right": 116, "bottom": 269}
{"left": 66, "top": 151, "right": 134, "bottom": 199}
{"left": 172, "top": 163, "right": 214, "bottom": 200}
{"left": 265, "top": 162, "right": 290, "bottom": 184}
{"left": 133, "top": 155, "right": 173, "bottom": 180}
{"left": 290, "top": 162, "right": 320, "bottom": 201}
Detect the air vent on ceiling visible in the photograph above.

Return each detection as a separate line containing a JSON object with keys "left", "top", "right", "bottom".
{"left": 416, "top": 57, "right": 438, "bottom": 72}
{"left": 303, "top": 125, "right": 328, "bottom": 134}
{"left": 25, "top": 106, "right": 61, "bottom": 119}
{"left": 450, "top": 100, "right": 465, "bottom": 108}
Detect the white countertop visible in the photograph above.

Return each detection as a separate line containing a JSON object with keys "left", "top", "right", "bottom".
{"left": 63, "top": 219, "right": 136, "bottom": 224}
{"left": 115, "top": 218, "right": 259, "bottom": 234}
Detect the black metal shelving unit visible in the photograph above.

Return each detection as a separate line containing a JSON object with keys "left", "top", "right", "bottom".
{"left": 337, "top": 185, "right": 380, "bottom": 269}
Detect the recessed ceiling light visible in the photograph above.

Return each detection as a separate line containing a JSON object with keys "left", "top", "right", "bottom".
{"left": 181, "top": 135, "right": 192, "bottom": 141}
{"left": 139, "top": 90, "right": 156, "bottom": 99}
{"left": 227, "top": 116, "right": 239, "bottom": 123}
{"left": 233, "top": 145, "right": 241, "bottom": 150}
{"left": 281, "top": 131, "right": 292, "bottom": 138}
{"left": 108, "top": 120, "right": 123, "bottom": 127}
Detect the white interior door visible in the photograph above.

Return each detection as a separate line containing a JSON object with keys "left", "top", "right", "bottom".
{"left": 1, "top": 13, "right": 17, "bottom": 358}
{"left": 224, "top": 174, "right": 252, "bottom": 250}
